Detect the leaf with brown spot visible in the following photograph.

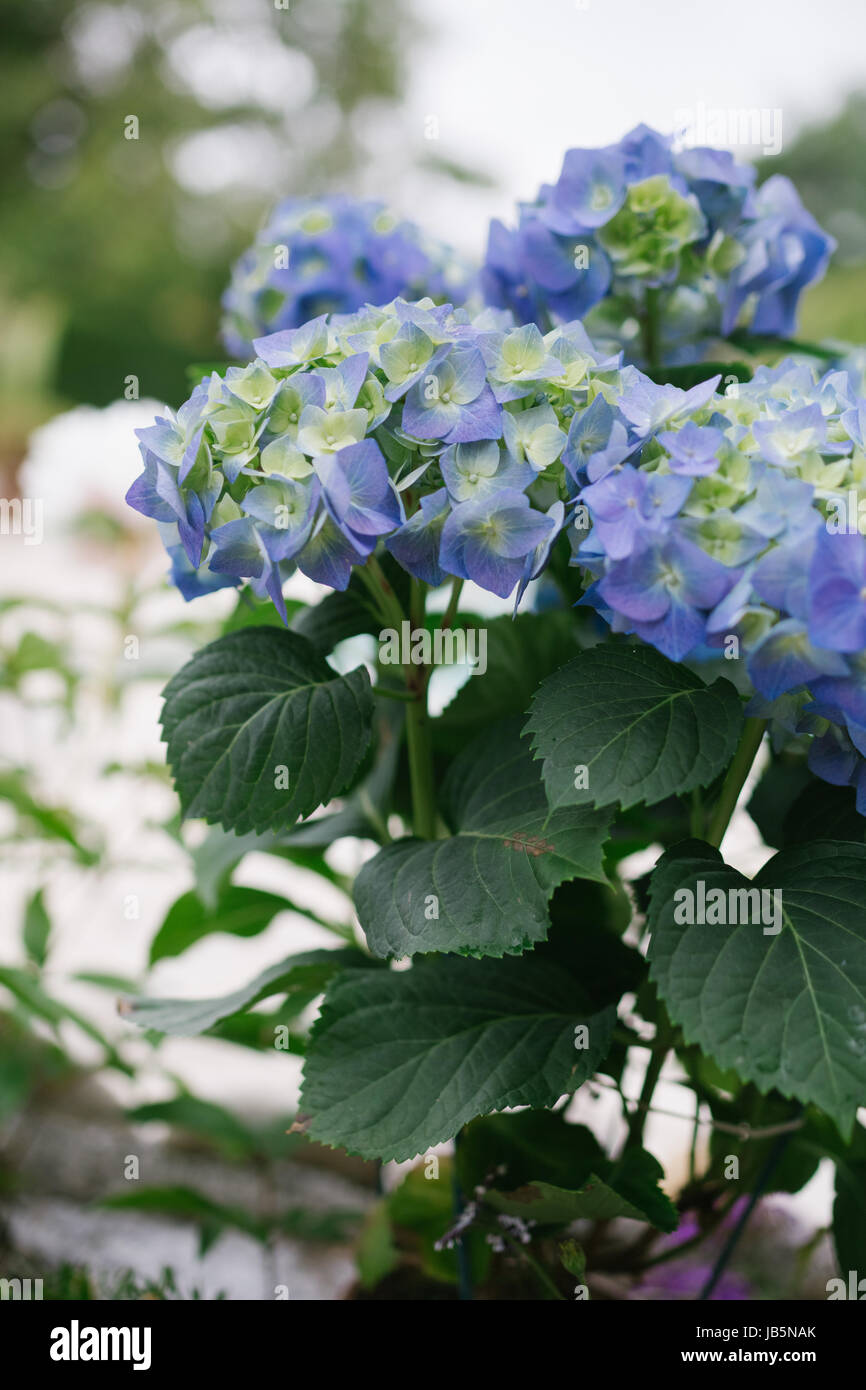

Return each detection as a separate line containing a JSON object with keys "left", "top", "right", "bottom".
{"left": 354, "top": 718, "right": 611, "bottom": 959}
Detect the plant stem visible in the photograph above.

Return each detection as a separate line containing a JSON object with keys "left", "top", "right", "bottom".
{"left": 439, "top": 577, "right": 464, "bottom": 633}
{"left": 689, "top": 1089, "right": 700, "bottom": 1185}
{"left": 452, "top": 1129, "right": 473, "bottom": 1301}
{"left": 404, "top": 579, "right": 437, "bottom": 839}
{"left": 641, "top": 286, "right": 662, "bottom": 379}
{"left": 360, "top": 553, "right": 406, "bottom": 631}
{"left": 503, "top": 1235, "right": 566, "bottom": 1300}
{"left": 706, "top": 716, "right": 766, "bottom": 849}
{"left": 624, "top": 1019, "right": 674, "bottom": 1150}
{"left": 372, "top": 685, "right": 416, "bottom": 703}
{"left": 698, "top": 1118, "right": 799, "bottom": 1300}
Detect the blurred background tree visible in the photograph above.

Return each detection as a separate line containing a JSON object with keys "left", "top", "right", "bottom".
{"left": 0, "top": 0, "right": 420, "bottom": 463}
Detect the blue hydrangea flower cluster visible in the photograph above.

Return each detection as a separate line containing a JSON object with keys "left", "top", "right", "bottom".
{"left": 481, "top": 125, "right": 835, "bottom": 366}
{"left": 221, "top": 196, "right": 475, "bottom": 358}
{"left": 127, "top": 297, "right": 628, "bottom": 613}
{"left": 571, "top": 357, "right": 866, "bottom": 810}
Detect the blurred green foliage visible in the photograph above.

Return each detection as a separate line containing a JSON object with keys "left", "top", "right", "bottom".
{"left": 0, "top": 0, "right": 416, "bottom": 434}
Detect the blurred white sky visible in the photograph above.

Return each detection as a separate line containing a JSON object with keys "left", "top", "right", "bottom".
{"left": 390, "top": 0, "right": 866, "bottom": 251}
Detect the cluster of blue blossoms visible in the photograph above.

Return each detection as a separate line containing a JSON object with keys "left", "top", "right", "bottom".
{"left": 221, "top": 196, "right": 475, "bottom": 358}
{"left": 481, "top": 125, "right": 835, "bottom": 365}
{"left": 127, "top": 298, "right": 620, "bottom": 609}
{"left": 573, "top": 356, "right": 866, "bottom": 810}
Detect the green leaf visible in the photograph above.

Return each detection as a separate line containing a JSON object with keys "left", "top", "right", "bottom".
{"left": 74, "top": 972, "right": 141, "bottom": 994}
{"left": 747, "top": 757, "right": 813, "bottom": 851}
{"left": 101, "top": 1181, "right": 360, "bottom": 1255}
{"left": 436, "top": 611, "right": 576, "bottom": 755}
{"left": 205, "top": 1003, "right": 311, "bottom": 1053}
{"left": 354, "top": 718, "right": 611, "bottom": 958}
{"left": 301, "top": 947, "right": 616, "bottom": 1162}
{"left": 291, "top": 588, "right": 379, "bottom": 655}
{"left": 545, "top": 879, "right": 646, "bottom": 1003}
{"left": 558, "top": 1238, "right": 587, "bottom": 1283}
{"left": 458, "top": 1108, "right": 605, "bottom": 1190}
{"left": 96, "top": 1185, "right": 324, "bottom": 1256}
{"left": 187, "top": 824, "right": 339, "bottom": 910}
{"left": 122, "top": 947, "right": 371, "bottom": 1036}
{"left": 125, "top": 1096, "right": 255, "bottom": 1159}
{"left": 660, "top": 360, "right": 752, "bottom": 390}
{"left": 356, "top": 1202, "right": 400, "bottom": 1291}
{"left": 0, "top": 967, "right": 119, "bottom": 1060}
{"left": 457, "top": 1110, "right": 677, "bottom": 1232}
{"left": 648, "top": 840, "right": 866, "bottom": 1139}
{"left": 221, "top": 592, "right": 301, "bottom": 636}
{"left": 0, "top": 770, "right": 100, "bottom": 865}
{"left": 149, "top": 884, "right": 328, "bottom": 965}
{"left": 525, "top": 645, "right": 743, "bottom": 812}
{"left": 160, "top": 628, "right": 374, "bottom": 834}
{"left": 794, "top": 1113, "right": 866, "bottom": 1277}
{"left": 23, "top": 890, "right": 51, "bottom": 968}
{"left": 783, "top": 781, "right": 866, "bottom": 847}
{"left": 724, "top": 330, "right": 837, "bottom": 361}
{"left": 486, "top": 1154, "right": 676, "bottom": 1229}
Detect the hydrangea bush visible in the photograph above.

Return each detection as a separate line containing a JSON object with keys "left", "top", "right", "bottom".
{"left": 126, "top": 133, "right": 866, "bottom": 1302}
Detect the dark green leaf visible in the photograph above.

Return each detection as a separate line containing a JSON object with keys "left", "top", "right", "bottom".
{"left": 354, "top": 718, "right": 611, "bottom": 958}
{"left": 660, "top": 361, "right": 752, "bottom": 390}
{"left": 125, "top": 1096, "right": 254, "bottom": 1158}
{"left": 648, "top": 840, "right": 866, "bottom": 1139}
{"left": 122, "top": 947, "right": 371, "bottom": 1036}
{"left": 221, "top": 592, "right": 301, "bottom": 635}
{"left": 436, "top": 611, "right": 577, "bottom": 755}
{"left": 0, "top": 770, "right": 100, "bottom": 865}
{"left": 301, "top": 949, "right": 616, "bottom": 1161}
{"left": 149, "top": 884, "right": 323, "bottom": 965}
{"left": 783, "top": 781, "right": 866, "bottom": 847}
{"left": 189, "top": 823, "right": 345, "bottom": 911}
{"left": 559, "top": 1238, "right": 587, "bottom": 1282}
{"left": 526, "top": 645, "right": 743, "bottom": 812}
{"left": 747, "top": 757, "right": 813, "bottom": 851}
{"left": 356, "top": 1202, "right": 400, "bottom": 1290}
{"left": 457, "top": 1110, "right": 677, "bottom": 1232}
{"left": 160, "top": 628, "right": 374, "bottom": 834}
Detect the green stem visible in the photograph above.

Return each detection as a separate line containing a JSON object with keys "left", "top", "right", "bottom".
{"left": 439, "top": 577, "right": 464, "bottom": 633}
{"left": 404, "top": 579, "right": 437, "bottom": 840}
{"left": 360, "top": 553, "right": 406, "bottom": 631}
{"left": 372, "top": 685, "right": 416, "bottom": 703}
{"left": 452, "top": 1128, "right": 473, "bottom": 1301}
{"left": 624, "top": 1019, "right": 674, "bottom": 1151}
{"left": 698, "top": 1116, "right": 800, "bottom": 1300}
{"left": 503, "top": 1235, "right": 565, "bottom": 1300}
{"left": 641, "top": 286, "right": 662, "bottom": 379}
{"left": 706, "top": 716, "right": 766, "bottom": 849}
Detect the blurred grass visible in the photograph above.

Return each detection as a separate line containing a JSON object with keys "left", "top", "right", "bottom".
{"left": 799, "top": 264, "right": 866, "bottom": 344}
